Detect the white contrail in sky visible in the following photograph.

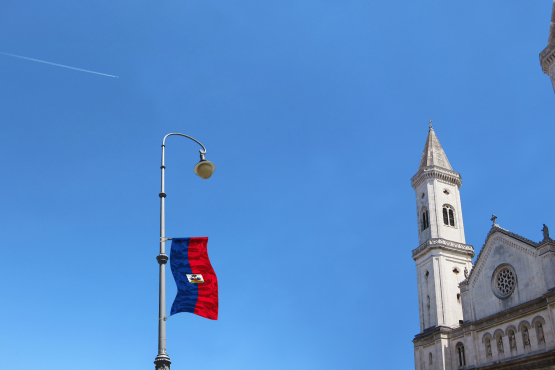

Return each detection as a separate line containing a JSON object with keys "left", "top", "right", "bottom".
{"left": 0, "top": 52, "right": 118, "bottom": 78}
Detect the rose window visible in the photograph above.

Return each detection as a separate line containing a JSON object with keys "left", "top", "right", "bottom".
{"left": 492, "top": 265, "right": 517, "bottom": 298}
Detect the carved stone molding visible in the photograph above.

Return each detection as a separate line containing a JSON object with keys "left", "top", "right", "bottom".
{"left": 459, "top": 282, "right": 469, "bottom": 293}
{"left": 413, "top": 326, "right": 453, "bottom": 347}
{"left": 472, "top": 348, "right": 555, "bottom": 369}
{"left": 471, "top": 297, "right": 546, "bottom": 332}
{"left": 540, "top": 44, "right": 555, "bottom": 75}
{"left": 412, "top": 238, "right": 474, "bottom": 260}
{"left": 411, "top": 166, "right": 462, "bottom": 190}
{"left": 413, "top": 295, "right": 552, "bottom": 351}
{"left": 537, "top": 241, "right": 555, "bottom": 256}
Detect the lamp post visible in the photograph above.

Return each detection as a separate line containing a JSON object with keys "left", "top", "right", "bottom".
{"left": 154, "top": 133, "right": 216, "bottom": 370}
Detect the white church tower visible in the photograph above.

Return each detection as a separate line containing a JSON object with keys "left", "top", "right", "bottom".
{"left": 411, "top": 124, "right": 475, "bottom": 369}
{"left": 540, "top": 0, "right": 555, "bottom": 93}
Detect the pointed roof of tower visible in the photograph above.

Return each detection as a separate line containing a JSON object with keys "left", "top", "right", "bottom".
{"left": 418, "top": 126, "right": 452, "bottom": 171}
{"left": 549, "top": 0, "right": 555, "bottom": 47}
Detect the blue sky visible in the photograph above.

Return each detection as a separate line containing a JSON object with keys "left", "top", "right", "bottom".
{"left": 0, "top": 1, "right": 553, "bottom": 369}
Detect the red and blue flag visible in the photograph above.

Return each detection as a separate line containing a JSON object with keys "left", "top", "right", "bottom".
{"left": 170, "top": 237, "right": 218, "bottom": 320}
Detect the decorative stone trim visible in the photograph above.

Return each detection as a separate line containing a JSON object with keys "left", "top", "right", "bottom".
{"left": 414, "top": 296, "right": 555, "bottom": 369}
{"left": 459, "top": 281, "right": 469, "bottom": 292}
{"left": 518, "top": 320, "right": 531, "bottom": 332}
{"left": 537, "top": 241, "right": 555, "bottom": 256}
{"left": 413, "top": 326, "right": 453, "bottom": 347}
{"left": 411, "top": 166, "right": 462, "bottom": 189}
{"left": 531, "top": 315, "right": 546, "bottom": 326}
{"left": 466, "top": 296, "right": 546, "bottom": 332}
{"left": 482, "top": 332, "right": 492, "bottom": 343}
{"left": 472, "top": 348, "right": 555, "bottom": 369}
{"left": 491, "top": 264, "right": 517, "bottom": 299}
{"left": 545, "top": 290, "right": 555, "bottom": 303}
{"left": 504, "top": 325, "right": 517, "bottom": 336}
{"left": 415, "top": 295, "right": 548, "bottom": 345}
{"left": 540, "top": 44, "right": 555, "bottom": 75}
{"left": 412, "top": 238, "right": 474, "bottom": 259}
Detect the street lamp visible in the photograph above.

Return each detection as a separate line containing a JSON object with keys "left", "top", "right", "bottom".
{"left": 154, "top": 133, "right": 215, "bottom": 370}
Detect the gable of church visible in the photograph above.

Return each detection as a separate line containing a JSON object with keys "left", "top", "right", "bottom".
{"left": 464, "top": 227, "right": 546, "bottom": 321}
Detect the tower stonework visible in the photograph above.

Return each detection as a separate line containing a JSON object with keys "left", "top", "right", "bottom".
{"left": 411, "top": 127, "right": 474, "bottom": 370}
{"left": 540, "top": 0, "right": 555, "bottom": 93}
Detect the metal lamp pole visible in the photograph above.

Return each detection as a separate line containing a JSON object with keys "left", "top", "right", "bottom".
{"left": 154, "top": 133, "right": 216, "bottom": 370}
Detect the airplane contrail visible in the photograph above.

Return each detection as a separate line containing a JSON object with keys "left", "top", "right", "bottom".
{"left": 0, "top": 52, "right": 118, "bottom": 78}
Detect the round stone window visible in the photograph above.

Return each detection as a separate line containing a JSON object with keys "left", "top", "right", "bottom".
{"left": 492, "top": 264, "right": 517, "bottom": 299}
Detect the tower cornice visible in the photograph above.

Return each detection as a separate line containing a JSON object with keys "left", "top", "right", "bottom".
{"left": 412, "top": 237, "right": 474, "bottom": 261}
{"left": 411, "top": 166, "right": 462, "bottom": 190}
{"left": 540, "top": 44, "right": 555, "bottom": 75}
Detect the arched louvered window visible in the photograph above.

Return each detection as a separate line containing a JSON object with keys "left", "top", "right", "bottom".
{"left": 456, "top": 342, "right": 466, "bottom": 368}
{"left": 443, "top": 205, "right": 455, "bottom": 227}
{"left": 421, "top": 207, "right": 430, "bottom": 231}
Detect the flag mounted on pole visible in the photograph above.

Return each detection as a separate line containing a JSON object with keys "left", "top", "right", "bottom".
{"left": 170, "top": 237, "right": 218, "bottom": 320}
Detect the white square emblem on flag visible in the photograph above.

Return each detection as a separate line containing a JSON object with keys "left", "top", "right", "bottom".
{"left": 186, "top": 274, "right": 205, "bottom": 283}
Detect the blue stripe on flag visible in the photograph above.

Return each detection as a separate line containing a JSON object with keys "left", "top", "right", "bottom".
{"left": 170, "top": 238, "right": 198, "bottom": 316}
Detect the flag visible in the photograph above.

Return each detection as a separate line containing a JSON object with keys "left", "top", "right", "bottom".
{"left": 170, "top": 237, "right": 218, "bottom": 320}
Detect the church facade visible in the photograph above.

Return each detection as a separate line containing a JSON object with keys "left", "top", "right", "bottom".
{"left": 411, "top": 127, "right": 555, "bottom": 370}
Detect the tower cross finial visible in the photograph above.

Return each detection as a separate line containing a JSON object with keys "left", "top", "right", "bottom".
{"left": 429, "top": 120, "right": 433, "bottom": 129}
{"left": 491, "top": 214, "right": 498, "bottom": 226}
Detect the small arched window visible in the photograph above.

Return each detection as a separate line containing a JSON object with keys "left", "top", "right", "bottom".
{"left": 536, "top": 321, "right": 546, "bottom": 344}
{"left": 429, "top": 352, "right": 433, "bottom": 365}
{"left": 493, "top": 333, "right": 510, "bottom": 353}
{"left": 522, "top": 326, "right": 531, "bottom": 348}
{"left": 456, "top": 342, "right": 466, "bottom": 367}
{"left": 421, "top": 207, "right": 430, "bottom": 231}
{"left": 443, "top": 205, "right": 455, "bottom": 227}
{"left": 485, "top": 337, "right": 492, "bottom": 357}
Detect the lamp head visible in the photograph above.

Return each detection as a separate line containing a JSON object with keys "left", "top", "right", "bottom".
{"left": 194, "top": 151, "right": 215, "bottom": 179}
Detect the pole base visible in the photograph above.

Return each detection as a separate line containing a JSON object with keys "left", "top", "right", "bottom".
{"left": 154, "top": 354, "right": 171, "bottom": 370}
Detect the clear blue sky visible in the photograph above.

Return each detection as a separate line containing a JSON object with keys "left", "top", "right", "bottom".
{"left": 0, "top": 1, "right": 553, "bottom": 369}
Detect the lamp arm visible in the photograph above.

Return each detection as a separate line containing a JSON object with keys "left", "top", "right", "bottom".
{"left": 162, "top": 133, "right": 207, "bottom": 154}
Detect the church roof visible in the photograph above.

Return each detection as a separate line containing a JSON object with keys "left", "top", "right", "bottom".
{"left": 418, "top": 127, "right": 453, "bottom": 171}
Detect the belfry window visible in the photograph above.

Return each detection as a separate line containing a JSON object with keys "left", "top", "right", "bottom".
{"left": 443, "top": 205, "right": 455, "bottom": 227}
{"left": 456, "top": 342, "right": 466, "bottom": 368}
{"left": 421, "top": 207, "right": 430, "bottom": 231}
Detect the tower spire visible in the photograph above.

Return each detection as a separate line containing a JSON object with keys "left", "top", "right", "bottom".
{"left": 418, "top": 124, "right": 452, "bottom": 171}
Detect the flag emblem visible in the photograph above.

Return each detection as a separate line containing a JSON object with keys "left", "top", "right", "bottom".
{"left": 186, "top": 274, "right": 204, "bottom": 283}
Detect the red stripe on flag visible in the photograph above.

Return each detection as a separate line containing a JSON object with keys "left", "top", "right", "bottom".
{"left": 188, "top": 237, "right": 218, "bottom": 320}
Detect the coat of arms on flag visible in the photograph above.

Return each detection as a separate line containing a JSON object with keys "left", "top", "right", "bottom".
{"left": 186, "top": 274, "right": 204, "bottom": 283}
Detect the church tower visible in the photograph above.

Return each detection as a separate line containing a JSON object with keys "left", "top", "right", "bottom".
{"left": 411, "top": 124, "right": 474, "bottom": 335}
{"left": 540, "top": 0, "right": 555, "bottom": 93}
